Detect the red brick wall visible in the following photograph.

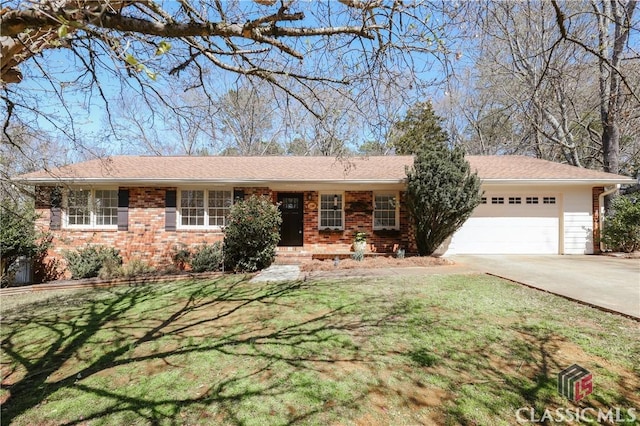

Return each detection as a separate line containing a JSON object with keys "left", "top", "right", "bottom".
{"left": 243, "top": 187, "right": 274, "bottom": 200}
{"left": 302, "top": 191, "right": 320, "bottom": 246}
{"left": 36, "top": 186, "right": 413, "bottom": 278}
{"left": 36, "top": 187, "right": 225, "bottom": 279}
{"left": 592, "top": 186, "right": 604, "bottom": 254}
{"left": 298, "top": 190, "right": 414, "bottom": 253}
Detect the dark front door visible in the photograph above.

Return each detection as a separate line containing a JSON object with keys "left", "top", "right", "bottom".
{"left": 278, "top": 193, "right": 304, "bottom": 246}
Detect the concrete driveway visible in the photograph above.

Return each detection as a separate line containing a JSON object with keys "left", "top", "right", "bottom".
{"left": 450, "top": 255, "right": 640, "bottom": 319}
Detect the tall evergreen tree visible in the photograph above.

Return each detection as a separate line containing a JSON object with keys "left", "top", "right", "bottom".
{"left": 392, "top": 102, "right": 449, "bottom": 155}
{"left": 402, "top": 104, "right": 482, "bottom": 255}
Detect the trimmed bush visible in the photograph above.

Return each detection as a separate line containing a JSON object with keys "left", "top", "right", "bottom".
{"left": 121, "top": 259, "right": 155, "bottom": 278}
{"left": 190, "top": 242, "right": 224, "bottom": 273}
{"left": 601, "top": 195, "right": 640, "bottom": 253}
{"left": 98, "top": 255, "right": 122, "bottom": 280}
{"left": 224, "top": 195, "right": 282, "bottom": 272}
{"left": 63, "top": 246, "right": 122, "bottom": 279}
{"left": 172, "top": 247, "right": 191, "bottom": 271}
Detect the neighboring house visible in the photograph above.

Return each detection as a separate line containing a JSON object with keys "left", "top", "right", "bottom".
{"left": 15, "top": 155, "right": 633, "bottom": 271}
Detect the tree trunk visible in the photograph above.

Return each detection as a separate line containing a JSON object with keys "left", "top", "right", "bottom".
{"left": 602, "top": 119, "right": 620, "bottom": 175}
{"left": 595, "top": 0, "right": 636, "bottom": 210}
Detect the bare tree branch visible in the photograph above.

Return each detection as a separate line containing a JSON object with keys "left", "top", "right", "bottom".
{"left": 0, "top": 1, "right": 378, "bottom": 83}
{"left": 550, "top": 0, "right": 639, "bottom": 104}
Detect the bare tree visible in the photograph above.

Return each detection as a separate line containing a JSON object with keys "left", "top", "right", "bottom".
{"left": 304, "top": 101, "right": 357, "bottom": 156}
{"left": 482, "top": 2, "right": 595, "bottom": 166}
{"left": 1, "top": 123, "right": 71, "bottom": 200}
{"left": 110, "top": 96, "right": 171, "bottom": 155}
{"left": 1, "top": 1, "right": 450, "bottom": 144}
{"left": 446, "top": 0, "right": 639, "bottom": 177}
{"left": 216, "top": 85, "right": 283, "bottom": 155}
{"left": 1, "top": 1, "right": 375, "bottom": 87}
{"left": 550, "top": 0, "right": 639, "bottom": 175}
{"left": 112, "top": 85, "right": 227, "bottom": 155}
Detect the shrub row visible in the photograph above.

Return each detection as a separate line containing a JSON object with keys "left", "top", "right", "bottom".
{"left": 63, "top": 246, "right": 122, "bottom": 279}
{"left": 63, "top": 195, "right": 283, "bottom": 279}
{"left": 63, "top": 247, "right": 156, "bottom": 280}
{"left": 172, "top": 242, "right": 224, "bottom": 273}
{"left": 601, "top": 195, "right": 640, "bottom": 253}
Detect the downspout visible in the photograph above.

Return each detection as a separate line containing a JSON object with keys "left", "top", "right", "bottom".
{"left": 598, "top": 184, "right": 620, "bottom": 252}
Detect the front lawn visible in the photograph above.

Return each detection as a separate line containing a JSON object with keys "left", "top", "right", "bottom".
{"left": 1, "top": 274, "right": 638, "bottom": 425}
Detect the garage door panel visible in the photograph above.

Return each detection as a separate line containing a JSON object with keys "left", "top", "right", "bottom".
{"left": 448, "top": 198, "right": 560, "bottom": 254}
{"left": 472, "top": 206, "right": 558, "bottom": 218}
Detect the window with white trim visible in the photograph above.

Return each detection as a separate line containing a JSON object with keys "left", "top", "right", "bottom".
{"left": 491, "top": 197, "right": 504, "bottom": 205}
{"left": 543, "top": 196, "right": 556, "bottom": 204}
{"left": 373, "top": 193, "right": 399, "bottom": 230}
{"left": 319, "top": 193, "right": 343, "bottom": 229}
{"left": 65, "top": 189, "right": 118, "bottom": 228}
{"left": 180, "top": 190, "right": 205, "bottom": 226}
{"left": 95, "top": 190, "right": 118, "bottom": 225}
{"left": 208, "top": 190, "right": 233, "bottom": 227}
{"left": 526, "top": 197, "right": 539, "bottom": 204}
{"left": 178, "top": 189, "right": 232, "bottom": 228}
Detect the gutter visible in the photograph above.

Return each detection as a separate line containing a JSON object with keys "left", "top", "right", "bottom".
{"left": 14, "top": 177, "right": 635, "bottom": 186}
{"left": 480, "top": 178, "right": 634, "bottom": 186}
{"left": 598, "top": 184, "right": 620, "bottom": 252}
{"left": 12, "top": 178, "right": 408, "bottom": 186}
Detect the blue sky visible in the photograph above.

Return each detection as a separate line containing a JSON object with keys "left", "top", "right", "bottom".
{"left": 10, "top": 0, "right": 637, "bottom": 164}
{"left": 9, "top": 1, "right": 452, "bottom": 160}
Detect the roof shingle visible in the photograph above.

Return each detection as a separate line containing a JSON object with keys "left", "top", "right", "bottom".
{"left": 15, "top": 155, "right": 633, "bottom": 184}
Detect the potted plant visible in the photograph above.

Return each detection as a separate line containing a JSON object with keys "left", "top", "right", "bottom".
{"left": 352, "top": 231, "right": 368, "bottom": 252}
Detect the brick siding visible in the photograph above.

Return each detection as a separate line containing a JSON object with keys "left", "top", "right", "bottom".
{"left": 35, "top": 186, "right": 414, "bottom": 279}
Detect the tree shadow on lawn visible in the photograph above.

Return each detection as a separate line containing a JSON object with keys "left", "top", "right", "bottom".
{"left": 2, "top": 276, "right": 638, "bottom": 425}
{"left": 0, "top": 276, "right": 398, "bottom": 425}
{"left": 401, "top": 320, "right": 640, "bottom": 425}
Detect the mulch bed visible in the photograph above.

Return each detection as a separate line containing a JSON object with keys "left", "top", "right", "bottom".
{"left": 299, "top": 256, "right": 453, "bottom": 272}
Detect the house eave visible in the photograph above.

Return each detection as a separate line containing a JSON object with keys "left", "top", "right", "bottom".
{"left": 481, "top": 178, "right": 634, "bottom": 186}
{"left": 15, "top": 177, "right": 409, "bottom": 186}
{"left": 15, "top": 177, "right": 634, "bottom": 187}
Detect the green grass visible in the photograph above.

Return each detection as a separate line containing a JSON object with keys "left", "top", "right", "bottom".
{"left": 1, "top": 274, "right": 638, "bottom": 425}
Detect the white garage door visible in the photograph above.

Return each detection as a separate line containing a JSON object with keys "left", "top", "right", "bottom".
{"left": 448, "top": 195, "right": 560, "bottom": 254}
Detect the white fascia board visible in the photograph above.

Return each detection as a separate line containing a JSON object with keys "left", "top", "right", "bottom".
{"left": 17, "top": 177, "right": 634, "bottom": 186}
{"left": 481, "top": 178, "right": 634, "bottom": 186}
{"left": 17, "top": 177, "right": 408, "bottom": 186}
